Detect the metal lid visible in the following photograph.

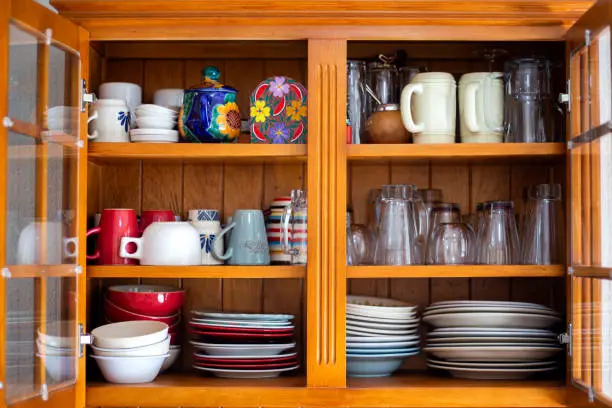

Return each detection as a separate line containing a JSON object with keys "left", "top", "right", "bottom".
{"left": 375, "top": 103, "right": 400, "bottom": 112}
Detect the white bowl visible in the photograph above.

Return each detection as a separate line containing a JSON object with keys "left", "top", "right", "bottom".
{"left": 135, "top": 116, "right": 177, "bottom": 130}
{"left": 91, "top": 337, "right": 170, "bottom": 357}
{"left": 91, "top": 321, "right": 169, "bottom": 349}
{"left": 91, "top": 354, "right": 168, "bottom": 384}
{"left": 37, "top": 353, "right": 76, "bottom": 382}
{"left": 153, "top": 89, "right": 184, "bottom": 108}
{"left": 135, "top": 104, "right": 178, "bottom": 117}
{"left": 347, "top": 352, "right": 418, "bottom": 378}
{"left": 36, "top": 340, "right": 75, "bottom": 356}
{"left": 160, "top": 346, "right": 181, "bottom": 372}
{"left": 37, "top": 320, "right": 75, "bottom": 348}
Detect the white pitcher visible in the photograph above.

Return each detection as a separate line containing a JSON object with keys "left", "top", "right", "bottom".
{"left": 459, "top": 72, "right": 504, "bottom": 143}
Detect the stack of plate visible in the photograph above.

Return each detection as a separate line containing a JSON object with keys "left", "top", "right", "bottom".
{"left": 131, "top": 104, "right": 179, "bottom": 143}
{"left": 423, "top": 300, "right": 563, "bottom": 380}
{"left": 346, "top": 295, "right": 420, "bottom": 378}
{"left": 189, "top": 312, "right": 299, "bottom": 378}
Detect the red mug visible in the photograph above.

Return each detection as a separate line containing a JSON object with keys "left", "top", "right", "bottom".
{"left": 86, "top": 208, "right": 139, "bottom": 265}
{"left": 139, "top": 210, "right": 175, "bottom": 234}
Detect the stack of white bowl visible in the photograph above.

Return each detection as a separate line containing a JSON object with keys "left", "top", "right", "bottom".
{"left": 346, "top": 295, "right": 420, "bottom": 378}
{"left": 90, "top": 321, "right": 170, "bottom": 384}
{"left": 35, "top": 321, "right": 77, "bottom": 383}
{"left": 423, "top": 300, "right": 563, "bottom": 380}
{"left": 131, "top": 104, "right": 179, "bottom": 143}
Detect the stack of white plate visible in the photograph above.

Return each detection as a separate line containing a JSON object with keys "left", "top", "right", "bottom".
{"left": 131, "top": 104, "right": 179, "bottom": 143}
{"left": 423, "top": 301, "right": 563, "bottom": 380}
{"left": 346, "top": 295, "right": 420, "bottom": 378}
{"left": 190, "top": 312, "right": 299, "bottom": 379}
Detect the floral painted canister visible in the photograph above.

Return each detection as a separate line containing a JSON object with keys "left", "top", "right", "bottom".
{"left": 179, "top": 66, "right": 241, "bottom": 143}
{"left": 249, "top": 76, "right": 307, "bottom": 144}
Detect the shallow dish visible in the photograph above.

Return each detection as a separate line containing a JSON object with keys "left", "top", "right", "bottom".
{"left": 193, "top": 352, "right": 296, "bottom": 363}
{"left": 192, "top": 312, "right": 294, "bottom": 321}
{"left": 92, "top": 354, "right": 168, "bottom": 384}
{"left": 193, "top": 360, "right": 298, "bottom": 369}
{"left": 347, "top": 335, "right": 420, "bottom": 343}
{"left": 106, "top": 285, "right": 185, "bottom": 317}
{"left": 347, "top": 318, "right": 419, "bottom": 330}
{"left": 347, "top": 340, "right": 420, "bottom": 349}
{"left": 427, "top": 362, "right": 557, "bottom": 380}
{"left": 189, "top": 341, "right": 295, "bottom": 356}
{"left": 422, "top": 312, "right": 560, "bottom": 329}
{"left": 347, "top": 328, "right": 419, "bottom": 337}
{"left": 91, "top": 337, "right": 170, "bottom": 357}
{"left": 130, "top": 129, "right": 179, "bottom": 143}
{"left": 91, "top": 321, "right": 169, "bottom": 349}
{"left": 347, "top": 295, "right": 416, "bottom": 309}
{"left": 423, "top": 306, "right": 559, "bottom": 317}
{"left": 193, "top": 365, "right": 298, "bottom": 379}
{"left": 188, "top": 323, "right": 293, "bottom": 333}
{"left": 189, "top": 330, "right": 293, "bottom": 339}
{"left": 423, "top": 345, "right": 562, "bottom": 362}
{"left": 428, "top": 328, "right": 556, "bottom": 338}
{"left": 190, "top": 318, "right": 292, "bottom": 328}
{"left": 346, "top": 312, "right": 418, "bottom": 324}
{"left": 426, "top": 358, "right": 557, "bottom": 368}
{"left": 347, "top": 347, "right": 420, "bottom": 355}
{"left": 427, "top": 300, "right": 553, "bottom": 311}
{"left": 427, "top": 336, "right": 557, "bottom": 344}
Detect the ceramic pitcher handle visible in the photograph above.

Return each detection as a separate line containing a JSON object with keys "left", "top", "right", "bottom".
{"left": 119, "top": 237, "right": 143, "bottom": 260}
{"left": 465, "top": 83, "right": 480, "bottom": 133}
{"left": 87, "top": 111, "right": 98, "bottom": 140}
{"left": 85, "top": 227, "right": 101, "bottom": 260}
{"left": 211, "top": 222, "right": 235, "bottom": 261}
{"left": 400, "top": 83, "right": 425, "bottom": 133}
{"left": 483, "top": 72, "right": 504, "bottom": 132}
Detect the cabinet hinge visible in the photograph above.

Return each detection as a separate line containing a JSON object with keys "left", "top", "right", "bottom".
{"left": 40, "top": 383, "right": 48, "bottom": 401}
{"left": 567, "top": 266, "right": 574, "bottom": 275}
{"left": 559, "top": 323, "right": 572, "bottom": 357}
{"left": 585, "top": 29, "right": 592, "bottom": 47}
{"left": 1, "top": 267, "right": 11, "bottom": 279}
{"left": 79, "top": 324, "right": 92, "bottom": 358}
{"left": 81, "top": 79, "right": 96, "bottom": 112}
{"left": 588, "top": 387, "right": 595, "bottom": 403}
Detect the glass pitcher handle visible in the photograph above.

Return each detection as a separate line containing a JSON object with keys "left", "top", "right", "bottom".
{"left": 281, "top": 205, "right": 296, "bottom": 255}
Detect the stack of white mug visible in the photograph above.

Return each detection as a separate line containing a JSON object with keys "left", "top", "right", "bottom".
{"left": 400, "top": 72, "right": 504, "bottom": 144}
{"left": 88, "top": 82, "right": 142, "bottom": 143}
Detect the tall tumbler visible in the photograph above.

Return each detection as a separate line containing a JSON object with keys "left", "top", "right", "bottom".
{"left": 430, "top": 222, "right": 475, "bottom": 265}
{"left": 425, "top": 202, "right": 461, "bottom": 264}
{"left": 346, "top": 212, "right": 358, "bottom": 266}
{"left": 347, "top": 60, "right": 367, "bottom": 144}
{"left": 374, "top": 185, "right": 421, "bottom": 265}
{"left": 477, "top": 201, "right": 520, "bottom": 264}
{"left": 521, "top": 184, "right": 564, "bottom": 264}
{"left": 366, "top": 61, "right": 399, "bottom": 120}
{"left": 418, "top": 188, "right": 443, "bottom": 242}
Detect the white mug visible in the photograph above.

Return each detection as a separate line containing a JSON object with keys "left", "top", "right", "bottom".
{"left": 119, "top": 222, "right": 201, "bottom": 265}
{"left": 17, "top": 221, "right": 78, "bottom": 265}
{"left": 154, "top": 89, "right": 184, "bottom": 109}
{"left": 459, "top": 72, "right": 504, "bottom": 143}
{"left": 190, "top": 220, "right": 223, "bottom": 265}
{"left": 88, "top": 99, "right": 130, "bottom": 143}
{"left": 99, "top": 82, "right": 142, "bottom": 127}
{"left": 401, "top": 72, "right": 457, "bottom": 144}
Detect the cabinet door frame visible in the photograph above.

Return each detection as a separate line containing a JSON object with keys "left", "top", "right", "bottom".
{"left": 0, "top": 1, "right": 89, "bottom": 407}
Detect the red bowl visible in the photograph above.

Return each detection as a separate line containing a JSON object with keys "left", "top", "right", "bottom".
{"left": 104, "top": 297, "right": 180, "bottom": 326}
{"left": 169, "top": 330, "right": 182, "bottom": 345}
{"left": 106, "top": 284, "right": 185, "bottom": 317}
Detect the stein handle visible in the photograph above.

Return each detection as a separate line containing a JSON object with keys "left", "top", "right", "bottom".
{"left": 465, "top": 82, "right": 480, "bottom": 133}
{"left": 211, "top": 222, "right": 235, "bottom": 261}
{"left": 87, "top": 111, "right": 98, "bottom": 140}
{"left": 400, "top": 83, "right": 425, "bottom": 133}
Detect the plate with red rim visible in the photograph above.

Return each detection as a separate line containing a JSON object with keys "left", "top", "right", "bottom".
{"left": 193, "top": 353, "right": 297, "bottom": 364}
{"left": 188, "top": 323, "right": 294, "bottom": 333}
{"left": 193, "top": 360, "right": 299, "bottom": 370}
{"left": 189, "top": 330, "right": 294, "bottom": 339}
{"left": 193, "top": 364, "right": 299, "bottom": 378}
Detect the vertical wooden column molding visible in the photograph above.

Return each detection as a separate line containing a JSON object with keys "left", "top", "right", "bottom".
{"left": 306, "top": 39, "right": 347, "bottom": 388}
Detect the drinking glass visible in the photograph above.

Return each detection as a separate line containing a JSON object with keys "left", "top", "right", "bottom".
{"left": 374, "top": 185, "right": 421, "bottom": 265}
{"left": 521, "top": 184, "right": 564, "bottom": 264}
{"left": 477, "top": 201, "right": 520, "bottom": 264}
{"left": 366, "top": 61, "right": 399, "bottom": 119}
{"left": 425, "top": 202, "right": 461, "bottom": 264}
{"left": 347, "top": 60, "right": 367, "bottom": 144}
{"left": 346, "top": 212, "right": 358, "bottom": 266}
{"left": 418, "top": 188, "right": 443, "bottom": 240}
{"left": 430, "top": 222, "right": 475, "bottom": 265}
{"left": 367, "top": 188, "right": 382, "bottom": 241}
{"left": 351, "top": 224, "right": 373, "bottom": 265}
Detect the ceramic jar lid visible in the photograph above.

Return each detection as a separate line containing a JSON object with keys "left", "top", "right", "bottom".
{"left": 186, "top": 66, "right": 237, "bottom": 93}
{"left": 411, "top": 72, "right": 456, "bottom": 84}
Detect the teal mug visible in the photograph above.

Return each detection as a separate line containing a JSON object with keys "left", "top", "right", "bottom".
{"left": 212, "top": 210, "right": 270, "bottom": 265}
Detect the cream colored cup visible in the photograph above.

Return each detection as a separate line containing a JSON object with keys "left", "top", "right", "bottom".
{"left": 400, "top": 72, "right": 457, "bottom": 144}
{"left": 88, "top": 99, "right": 130, "bottom": 142}
{"left": 459, "top": 72, "right": 504, "bottom": 143}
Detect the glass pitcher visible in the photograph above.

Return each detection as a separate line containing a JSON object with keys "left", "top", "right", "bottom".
{"left": 281, "top": 189, "right": 307, "bottom": 264}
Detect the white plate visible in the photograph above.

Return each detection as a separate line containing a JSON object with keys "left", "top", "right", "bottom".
{"left": 347, "top": 318, "right": 419, "bottom": 330}
{"left": 347, "top": 335, "right": 420, "bottom": 343}
{"left": 347, "top": 295, "right": 416, "bottom": 309}
{"left": 423, "top": 306, "right": 559, "bottom": 317}
{"left": 430, "top": 327, "right": 555, "bottom": 334}
{"left": 347, "top": 340, "right": 420, "bottom": 349}
{"left": 346, "top": 312, "right": 418, "bottom": 324}
{"left": 428, "top": 329, "right": 557, "bottom": 338}
{"left": 347, "top": 325, "right": 419, "bottom": 335}
{"left": 427, "top": 358, "right": 557, "bottom": 368}
{"left": 347, "top": 328, "right": 420, "bottom": 337}
{"left": 422, "top": 312, "right": 561, "bottom": 329}
{"left": 193, "top": 364, "right": 299, "bottom": 378}
{"left": 190, "top": 318, "right": 292, "bottom": 327}
{"left": 193, "top": 351, "right": 297, "bottom": 360}
{"left": 425, "top": 342, "right": 562, "bottom": 348}
{"left": 427, "top": 362, "right": 557, "bottom": 380}
{"left": 190, "top": 320, "right": 294, "bottom": 330}
{"left": 423, "top": 346, "right": 562, "bottom": 361}
{"left": 189, "top": 341, "right": 295, "bottom": 356}
{"left": 427, "top": 336, "right": 558, "bottom": 344}
{"left": 428, "top": 300, "right": 552, "bottom": 310}
{"left": 192, "top": 312, "right": 294, "bottom": 321}
{"left": 130, "top": 129, "right": 178, "bottom": 143}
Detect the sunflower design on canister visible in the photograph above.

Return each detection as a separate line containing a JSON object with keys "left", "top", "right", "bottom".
{"left": 214, "top": 100, "right": 241, "bottom": 140}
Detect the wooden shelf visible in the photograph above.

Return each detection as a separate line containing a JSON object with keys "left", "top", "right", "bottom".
{"left": 87, "top": 143, "right": 307, "bottom": 163}
{"left": 347, "top": 143, "right": 566, "bottom": 161}
{"left": 347, "top": 265, "right": 565, "bottom": 278}
{"left": 86, "top": 372, "right": 565, "bottom": 407}
{"left": 87, "top": 265, "right": 305, "bottom": 279}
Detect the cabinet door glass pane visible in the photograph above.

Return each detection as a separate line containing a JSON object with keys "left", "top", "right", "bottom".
{"left": 8, "top": 24, "right": 41, "bottom": 124}
{"left": 47, "top": 43, "right": 79, "bottom": 139}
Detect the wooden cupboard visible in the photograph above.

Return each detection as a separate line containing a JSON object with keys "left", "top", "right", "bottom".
{"left": 1, "top": 0, "right": 611, "bottom": 407}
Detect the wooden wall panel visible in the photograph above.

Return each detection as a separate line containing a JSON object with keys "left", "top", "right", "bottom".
{"left": 104, "top": 60, "right": 144, "bottom": 88}
{"left": 143, "top": 59, "right": 185, "bottom": 103}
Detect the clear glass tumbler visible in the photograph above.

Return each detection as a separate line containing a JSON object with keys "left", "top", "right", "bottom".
{"left": 430, "top": 222, "right": 475, "bottom": 265}
{"left": 425, "top": 202, "right": 461, "bottom": 264}
{"left": 346, "top": 212, "right": 358, "bottom": 266}
{"left": 476, "top": 201, "right": 520, "bottom": 264}
{"left": 351, "top": 224, "right": 374, "bottom": 265}
{"left": 521, "top": 184, "right": 564, "bottom": 265}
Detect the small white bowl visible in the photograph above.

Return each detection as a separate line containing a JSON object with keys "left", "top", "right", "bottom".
{"left": 91, "top": 354, "right": 168, "bottom": 384}
{"left": 135, "top": 104, "right": 178, "bottom": 117}
{"left": 37, "top": 353, "right": 76, "bottom": 382}
{"left": 160, "top": 346, "right": 181, "bottom": 372}
{"left": 36, "top": 340, "right": 74, "bottom": 356}
{"left": 91, "top": 337, "right": 170, "bottom": 357}
{"left": 91, "top": 321, "right": 168, "bottom": 349}
{"left": 135, "top": 116, "right": 177, "bottom": 130}
{"left": 37, "top": 320, "right": 75, "bottom": 348}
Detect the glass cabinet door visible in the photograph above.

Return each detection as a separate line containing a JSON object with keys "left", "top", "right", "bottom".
{"left": 567, "top": 0, "right": 612, "bottom": 404}
{"left": 1, "top": 7, "right": 83, "bottom": 406}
